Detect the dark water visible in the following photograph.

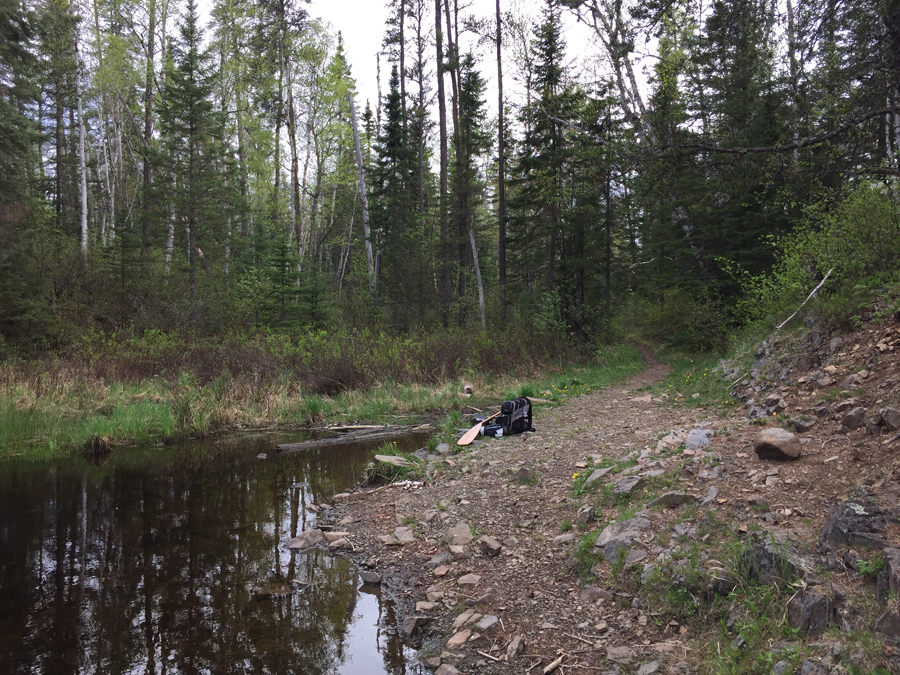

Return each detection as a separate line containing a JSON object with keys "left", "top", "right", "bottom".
{"left": 0, "top": 432, "right": 428, "bottom": 675}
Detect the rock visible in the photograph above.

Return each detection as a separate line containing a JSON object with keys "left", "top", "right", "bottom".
{"left": 614, "top": 474, "right": 643, "bottom": 495}
{"left": 449, "top": 545, "right": 470, "bottom": 558}
{"left": 834, "top": 399, "right": 856, "bottom": 413}
{"left": 637, "top": 662, "right": 661, "bottom": 675}
{"left": 323, "top": 531, "right": 350, "bottom": 541}
{"left": 799, "top": 662, "right": 829, "bottom": 675}
{"left": 685, "top": 428, "right": 713, "bottom": 451}
{"left": 553, "top": 533, "right": 577, "bottom": 545}
{"left": 378, "top": 534, "right": 399, "bottom": 545}
{"left": 374, "top": 454, "right": 411, "bottom": 467}
{"left": 452, "top": 609, "right": 479, "bottom": 629}
{"left": 401, "top": 615, "right": 428, "bottom": 637}
{"left": 327, "top": 537, "right": 350, "bottom": 550}
{"left": 582, "top": 586, "right": 614, "bottom": 603}
{"left": 789, "top": 418, "right": 816, "bottom": 433}
{"left": 594, "top": 517, "right": 652, "bottom": 562}
{"left": 841, "top": 374, "right": 863, "bottom": 390}
{"left": 426, "top": 551, "right": 452, "bottom": 570}
{"left": 648, "top": 491, "right": 699, "bottom": 509}
{"left": 883, "top": 547, "right": 900, "bottom": 595}
{"left": 874, "top": 608, "right": 900, "bottom": 642}
{"left": 877, "top": 572, "right": 890, "bottom": 605}
{"left": 286, "top": 528, "right": 324, "bottom": 551}
{"left": 739, "top": 534, "right": 804, "bottom": 584}
{"left": 360, "top": 571, "right": 381, "bottom": 585}
{"left": 816, "top": 377, "right": 834, "bottom": 388}
{"left": 435, "top": 443, "right": 451, "bottom": 455}
{"left": 477, "top": 535, "right": 503, "bottom": 557}
{"left": 506, "top": 635, "right": 526, "bottom": 659}
{"left": 764, "top": 394, "right": 787, "bottom": 413}
{"left": 583, "top": 467, "right": 613, "bottom": 489}
{"left": 829, "top": 337, "right": 842, "bottom": 353}
{"left": 841, "top": 407, "right": 866, "bottom": 431}
{"left": 700, "top": 486, "right": 720, "bottom": 507}
{"left": 819, "top": 497, "right": 886, "bottom": 549}
{"left": 771, "top": 661, "right": 793, "bottom": 675}
{"left": 754, "top": 428, "right": 801, "bottom": 461}
{"left": 446, "top": 629, "right": 471, "bottom": 647}
{"left": 866, "top": 422, "right": 883, "bottom": 435}
{"left": 575, "top": 504, "right": 596, "bottom": 524}
{"left": 434, "top": 666, "right": 461, "bottom": 675}
{"left": 447, "top": 522, "right": 473, "bottom": 546}
{"left": 513, "top": 467, "right": 537, "bottom": 482}
{"left": 476, "top": 615, "right": 498, "bottom": 631}
{"left": 607, "top": 646, "right": 635, "bottom": 664}
{"left": 880, "top": 407, "right": 900, "bottom": 432}
{"left": 393, "top": 526, "right": 416, "bottom": 544}
{"left": 458, "top": 573, "right": 481, "bottom": 586}
{"left": 787, "top": 590, "right": 833, "bottom": 636}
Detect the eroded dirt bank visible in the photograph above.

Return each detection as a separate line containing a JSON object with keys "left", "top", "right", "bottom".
{"left": 304, "top": 331, "right": 900, "bottom": 674}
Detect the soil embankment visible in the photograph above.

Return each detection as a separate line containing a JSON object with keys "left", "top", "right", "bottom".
{"left": 305, "top": 327, "right": 900, "bottom": 674}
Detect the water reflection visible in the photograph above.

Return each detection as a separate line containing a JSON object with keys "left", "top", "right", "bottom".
{"left": 0, "top": 432, "right": 425, "bottom": 675}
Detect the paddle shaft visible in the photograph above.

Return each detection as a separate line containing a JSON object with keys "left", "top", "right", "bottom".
{"left": 457, "top": 411, "right": 501, "bottom": 446}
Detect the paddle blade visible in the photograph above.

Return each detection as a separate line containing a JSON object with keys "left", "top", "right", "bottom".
{"left": 457, "top": 422, "right": 484, "bottom": 446}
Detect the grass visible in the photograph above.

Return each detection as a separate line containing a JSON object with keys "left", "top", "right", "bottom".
{"left": 364, "top": 441, "right": 423, "bottom": 484}
{"left": 1, "top": 335, "right": 646, "bottom": 461}
{"left": 647, "top": 347, "right": 742, "bottom": 411}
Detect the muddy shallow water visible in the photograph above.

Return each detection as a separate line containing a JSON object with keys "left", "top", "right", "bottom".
{"left": 0, "top": 431, "right": 427, "bottom": 675}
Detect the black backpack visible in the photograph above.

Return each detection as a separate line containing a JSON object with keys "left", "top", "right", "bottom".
{"left": 498, "top": 396, "right": 534, "bottom": 435}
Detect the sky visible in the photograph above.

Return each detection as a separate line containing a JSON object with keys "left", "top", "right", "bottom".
{"left": 306, "top": 0, "right": 601, "bottom": 115}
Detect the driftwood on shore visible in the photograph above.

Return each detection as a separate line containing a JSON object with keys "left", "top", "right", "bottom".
{"left": 276, "top": 424, "right": 433, "bottom": 454}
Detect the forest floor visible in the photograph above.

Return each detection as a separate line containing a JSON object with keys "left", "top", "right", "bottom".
{"left": 316, "top": 325, "right": 900, "bottom": 674}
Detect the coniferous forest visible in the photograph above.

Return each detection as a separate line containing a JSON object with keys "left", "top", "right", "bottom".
{"left": 2, "top": 0, "right": 900, "bottom": 358}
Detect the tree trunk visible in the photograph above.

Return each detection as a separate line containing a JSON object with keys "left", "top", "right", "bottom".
{"left": 496, "top": 0, "right": 506, "bottom": 310}
{"left": 142, "top": 0, "right": 156, "bottom": 251}
{"left": 469, "top": 229, "right": 486, "bottom": 330}
{"left": 349, "top": 92, "right": 375, "bottom": 292}
{"left": 77, "top": 65, "right": 88, "bottom": 255}
{"left": 435, "top": 0, "right": 450, "bottom": 324}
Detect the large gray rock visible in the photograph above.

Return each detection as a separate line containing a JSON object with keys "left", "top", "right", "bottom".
{"left": 614, "top": 474, "right": 643, "bottom": 495}
{"left": 841, "top": 407, "right": 867, "bottom": 431}
{"left": 883, "top": 547, "right": 900, "bottom": 595}
{"left": 874, "top": 608, "right": 900, "bottom": 642}
{"left": 286, "top": 528, "right": 324, "bottom": 551}
{"left": 575, "top": 504, "right": 595, "bottom": 525}
{"left": 819, "top": 498, "right": 886, "bottom": 549}
{"left": 582, "top": 467, "right": 612, "bottom": 490}
{"left": 754, "top": 428, "right": 801, "bottom": 461}
{"left": 446, "top": 522, "right": 473, "bottom": 546}
{"left": 789, "top": 418, "right": 816, "bottom": 433}
{"left": 881, "top": 408, "right": 900, "bottom": 432}
{"left": 685, "top": 428, "right": 713, "bottom": 451}
{"left": 506, "top": 635, "right": 526, "bottom": 659}
{"left": 594, "top": 517, "right": 651, "bottom": 562}
{"left": 787, "top": 590, "right": 833, "bottom": 636}
{"left": 401, "top": 615, "right": 428, "bottom": 637}
{"left": 393, "top": 526, "right": 416, "bottom": 544}
{"left": 425, "top": 551, "right": 452, "bottom": 570}
{"left": 739, "top": 534, "right": 804, "bottom": 584}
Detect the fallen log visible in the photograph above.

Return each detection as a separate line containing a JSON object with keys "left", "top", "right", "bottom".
{"left": 276, "top": 424, "right": 432, "bottom": 454}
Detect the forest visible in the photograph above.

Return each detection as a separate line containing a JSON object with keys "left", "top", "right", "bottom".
{"left": 2, "top": 0, "right": 900, "bottom": 397}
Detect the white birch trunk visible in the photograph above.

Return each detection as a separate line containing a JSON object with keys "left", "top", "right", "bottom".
{"left": 77, "top": 68, "right": 89, "bottom": 254}
{"left": 469, "top": 229, "right": 486, "bottom": 331}
{"left": 349, "top": 92, "right": 375, "bottom": 292}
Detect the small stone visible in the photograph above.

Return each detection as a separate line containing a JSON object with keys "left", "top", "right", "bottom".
{"left": 416, "top": 601, "right": 436, "bottom": 611}
{"left": 771, "top": 661, "right": 792, "bottom": 675}
{"left": 286, "top": 528, "right": 324, "bottom": 551}
{"left": 436, "top": 443, "right": 451, "bottom": 455}
{"left": 476, "top": 615, "right": 499, "bottom": 631}
{"left": 323, "top": 531, "right": 350, "bottom": 541}
{"left": 880, "top": 407, "right": 900, "bottom": 432}
{"left": 754, "top": 428, "right": 801, "bottom": 461}
{"left": 553, "top": 533, "right": 577, "bottom": 545}
{"left": 374, "top": 454, "right": 411, "bottom": 467}
{"left": 789, "top": 418, "right": 816, "bottom": 433}
{"left": 513, "top": 467, "right": 537, "bottom": 482}
{"left": 449, "top": 544, "right": 471, "bottom": 558}
{"left": 435, "top": 665, "right": 461, "bottom": 675}
{"left": 401, "top": 616, "right": 428, "bottom": 637}
{"left": 394, "top": 526, "right": 416, "bottom": 544}
{"left": 787, "top": 590, "right": 833, "bottom": 636}
{"left": 575, "top": 504, "right": 596, "bottom": 524}
{"left": 360, "top": 571, "right": 381, "bottom": 585}
{"left": 583, "top": 467, "right": 613, "bottom": 489}
{"left": 685, "top": 428, "right": 713, "bottom": 450}
{"left": 607, "top": 646, "right": 635, "bottom": 664}
{"left": 426, "top": 551, "right": 452, "bottom": 570}
{"left": 637, "top": 662, "right": 661, "bottom": 675}
{"left": 447, "top": 522, "right": 473, "bottom": 546}
{"left": 506, "top": 635, "right": 526, "bottom": 659}
{"left": 477, "top": 535, "right": 503, "bottom": 557}
{"left": 458, "top": 573, "right": 481, "bottom": 586}
{"left": 446, "top": 629, "right": 471, "bottom": 647}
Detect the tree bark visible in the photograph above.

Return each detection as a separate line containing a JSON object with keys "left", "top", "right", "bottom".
{"left": 77, "top": 64, "right": 88, "bottom": 255}
{"left": 435, "top": 0, "right": 450, "bottom": 323}
{"left": 469, "top": 229, "right": 486, "bottom": 330}
{"left": 349, "top": 92, "right": 376, "bottom": 292}
{"left": 142, "top": 0, "right": 156, "bottom": 251}
{"left": 496, "top": 0, "right": 506, "bottom": 310}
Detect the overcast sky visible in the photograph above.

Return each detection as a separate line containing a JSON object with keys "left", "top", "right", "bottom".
{"left": 306, "top": 0, "right": 601, "bottom": 115}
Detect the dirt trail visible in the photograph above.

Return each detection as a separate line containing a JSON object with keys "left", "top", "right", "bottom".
{"left": 315, "top": 329, "right": 900, "bottom": 674}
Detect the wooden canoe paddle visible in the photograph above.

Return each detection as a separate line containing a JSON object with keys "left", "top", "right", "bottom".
{"left": 457, "top": 411, "right": 501, "bottom": 446}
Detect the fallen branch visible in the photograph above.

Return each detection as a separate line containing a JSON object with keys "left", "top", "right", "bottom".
{"left": 477, "top": 650, "right": 502, "bottom": 662}
{"left": 883, "top": 431, "right": 900, "bottom": 446}
{"left": 775, "top": 268, "right": 834, "bottom": 333}
{"left": 544, "top": 654, "right": 565, "bottom": 674}
{"left": 562, "top": 632, "right": 595, "bottom": 646}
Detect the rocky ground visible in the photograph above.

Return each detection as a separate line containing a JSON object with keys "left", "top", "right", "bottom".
{"left": 290, "top": 325, "right": 900, "bottom": 675}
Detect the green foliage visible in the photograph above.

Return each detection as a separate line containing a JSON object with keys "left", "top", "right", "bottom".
{"left": 626, "top": 289, "right": 732, "bottom": 353}
{"left": 364, "top": 442, "right": 421, "bottom": 484}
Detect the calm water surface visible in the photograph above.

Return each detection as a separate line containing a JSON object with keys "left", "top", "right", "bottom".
{"left": 0, "top": 432, "right": 427, "bottom": 675}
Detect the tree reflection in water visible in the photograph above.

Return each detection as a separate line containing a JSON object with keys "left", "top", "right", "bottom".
{"left": 0, "top": 432, "right": 425, "bottom": 674}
